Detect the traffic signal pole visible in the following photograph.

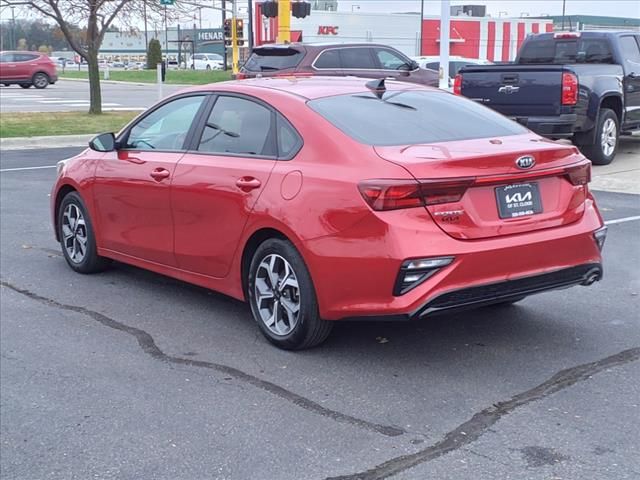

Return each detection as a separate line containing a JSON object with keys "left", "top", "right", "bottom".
{"left": 231, "top": 0, "right": 239, "bottom": 74}
{"left": 277, "top": 0, "right": 291, "bottom": 43}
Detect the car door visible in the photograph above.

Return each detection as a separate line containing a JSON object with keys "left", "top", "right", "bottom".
{"left": 372, "top": 47, "right": 417, "bottom": 81}
{"left": 619, "top": 34, "right": 640, "bottom": 125}
{"left": 13, "top": 53, "right": 38, "bottom": 80}
{"left": 338, "top": 47, "right": 380, "bottom": 79}
{"left": 0, "top": 53, "right": 17, "bottom": 81}
{"left": 92, "top": 94, "right": 208, "bottom": 265}
{"left": 172, "top": 94, "right": 278, "bottom": 278}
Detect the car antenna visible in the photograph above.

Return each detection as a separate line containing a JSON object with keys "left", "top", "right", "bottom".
{"left": 366, "top": 78, "right": 386, "bottom": 99}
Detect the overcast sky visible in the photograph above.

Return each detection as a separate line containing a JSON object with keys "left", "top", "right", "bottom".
{"left": 2, "top": 0, "right": 639, "bottom": 27}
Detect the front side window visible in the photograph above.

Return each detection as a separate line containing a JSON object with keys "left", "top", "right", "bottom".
{"left": 308, "top": 90, "right": 527, "bottom": 146}
{"left": 197, "top": 96, "right": 275, "bottom": 156}
{"left": 126, "top": 95, "right": 205, "bottom": 150}
{"left": 375, "top": 48, "right": 409, "bottom": 70}
{"left": 339, "top": 48, "right": 376, "bottom": 69}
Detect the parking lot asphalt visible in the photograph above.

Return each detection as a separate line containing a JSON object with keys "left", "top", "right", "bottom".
{"left": 0, "top": 80, "right": 185, "bottom": 113}
{"left": 1, "top": 146, "right": 639, "bottom": 480}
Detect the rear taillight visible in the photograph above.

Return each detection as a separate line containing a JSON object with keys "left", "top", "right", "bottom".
{"left": 453, "top": 74, "right": 462, "bottom": 95}
{"left": 561, "top": 72, "right": 578, "bottom": 105}
{"left": 358, "top": 179, "right": 473, "bottom": 211}
{"left": 235, "top": 72, "right": 248, "bottom": 80}
{"left": 565, "top": 162, "right": 591, "bottom": 185}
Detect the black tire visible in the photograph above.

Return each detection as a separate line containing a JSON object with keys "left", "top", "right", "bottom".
{"left": 248, "top": 238, "right": 333, "bottom": 350}
{"left": 32, "top": 72, "right": 49, "bottom": 89}
{"left": 57, "top": 191, "right": 111, "bottom": 274}
{"left": 20, "top": 83, "right": 31, "bottom": 89}
{"left": 576, "top": 108, "right": 619, "bottom": 165}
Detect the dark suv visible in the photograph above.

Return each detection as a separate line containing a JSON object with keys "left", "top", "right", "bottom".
{"left": 238, "top": 43, "right": 438, "bottom": 86}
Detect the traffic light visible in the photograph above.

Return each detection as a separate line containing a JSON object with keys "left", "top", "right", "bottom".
{"left": 235, "top": 19, "right": 244, "bottom": 46}
{"left": 291, "top": 1, "right": 311, "bottom": 18}
{"left": 262, "top": 1, "right": 278, "bottom": 18}
{"left": 224, "top": 18, "right": 232, "bottom": 46}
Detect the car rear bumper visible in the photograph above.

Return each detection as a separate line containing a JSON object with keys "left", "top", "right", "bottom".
{"left": 306, "top": 196, "right": 604, "bottom": 320}
{"left": 510, "top": 114, "right": 577, "bottom": 138}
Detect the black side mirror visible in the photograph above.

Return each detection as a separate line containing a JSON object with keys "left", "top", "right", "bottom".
{"left": 409, "top": 60, "right": 419, "bottom": 70}
{"left": 89, "top": 132, "right": 116, "bottom": 152}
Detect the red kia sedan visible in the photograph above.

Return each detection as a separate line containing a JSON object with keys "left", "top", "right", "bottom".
{"left": 51, "top": 77, "right": 607, "bottom": 349}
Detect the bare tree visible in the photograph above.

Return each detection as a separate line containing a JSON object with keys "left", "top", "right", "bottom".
{"left": 18, "top": 0, "right": 195, "bottom": 114}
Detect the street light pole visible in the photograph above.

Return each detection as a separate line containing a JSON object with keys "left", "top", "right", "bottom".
{"left": 143, "top": 0, "right": 149, "bottom": 56}
{"left": 164, "top": 4, "right": 169, "bottom": 60}
{"left": 11, "top": 6, "right": 16, "bottom": 50}
{"left": 438, "top": 0, "right": 450, "bottom": 90}
{"left": 419, "top": 0, "right": 424, "bottom": 56}
{"left": 247, "top": 0, "right": 254, "bottom": 51}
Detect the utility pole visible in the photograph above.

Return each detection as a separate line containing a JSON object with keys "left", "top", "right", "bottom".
{"left": 11, "top": 6, "right": 16, "bottom": 50}
{"left": 438, "top": 0, "right": 450, "bottom": 90}
{"left": 277, "top": 0, "right": 291, "bottom": 43}
{"left": 419, "top": 0, "right": 424, "bottom": 56}
{"left": 221, "top": 0, "right": 228, "bottom": 70}
{"left": 164, "top": 4, "right": 168, "bottom": 60}
{"left": 247, "top": 0, "right": 254, "bottom": 51}
{"left": 143, "top": 1, "right": 149, "bottom": 55}
{"left": 231, "top": 0, "right": 239, "bottom": 73}
{"left": 561, "top": 0, "right": 567, "bottom": 31}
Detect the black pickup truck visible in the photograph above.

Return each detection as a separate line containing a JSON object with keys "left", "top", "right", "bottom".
{"left": 455, "top": 31, "right": 640, "bottom": 164}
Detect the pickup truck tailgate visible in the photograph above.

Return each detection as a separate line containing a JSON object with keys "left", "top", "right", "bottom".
{"left": 460, "top": 66, "right": 564, "bottom": 117}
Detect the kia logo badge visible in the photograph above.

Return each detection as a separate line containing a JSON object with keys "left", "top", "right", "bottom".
{"left": 516, "top": 155, "right": 535, "bottom": 169}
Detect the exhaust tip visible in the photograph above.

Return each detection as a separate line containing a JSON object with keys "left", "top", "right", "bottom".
{"left": 581, "top": 268, "right": 602, "bottom": 286}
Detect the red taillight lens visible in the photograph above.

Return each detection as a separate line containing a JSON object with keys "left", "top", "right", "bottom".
{"left": 561, "top": 72, "right": 578, "bottom": 105}
{"left": 358, "top": 179, "right": 473, "bottom": 211}
{"left": 453, "top": 74, "right": 462, "bottom": 95}
{"left": 565, "top": 162, "right": 591, "bottom": 185}
{"left": 235, "top": 72, "right": 248, "bottom": 80}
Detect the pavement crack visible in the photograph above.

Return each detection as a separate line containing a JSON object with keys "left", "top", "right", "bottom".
{"left": 0, "top": 280, "right": 405, "bottom": 438}
{"left": 325, "top": 346, "right": 640, "bottom": 480}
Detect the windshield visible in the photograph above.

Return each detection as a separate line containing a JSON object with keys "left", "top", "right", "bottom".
{"left": 519, "top": 37, "right": 614, "bottom": 64}
{"left": 243, "top": 48, "right": 304, "bottom": 71}
{"left": 308, "top": 90, "right": 527, "bottom": 146}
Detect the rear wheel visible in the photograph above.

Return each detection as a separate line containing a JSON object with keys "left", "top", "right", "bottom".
{"left": 58, "top": 192, "right": 111, "bottom": 274}
{"left": 32, "top": 72, "right": 49, "bottom": 89}
{"left": 576, "top": 108, "right": 618, "bottom": 165}
{"left": 248, "top": 239, "right": 333, "bottom": 350}
{"left": 20, "top": 84, "right": 31, "bottom": 89}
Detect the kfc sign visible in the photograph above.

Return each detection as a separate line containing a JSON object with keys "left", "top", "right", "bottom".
{"left": 318, "top": 26, "right": 339, "bottom": 35}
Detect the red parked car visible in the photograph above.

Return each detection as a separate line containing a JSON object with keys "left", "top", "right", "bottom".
{"left": 51, "top": 76, "right": 606, "bottom": 349}
{"left": 0, "top": 51, "right": 58, "bottom": 89}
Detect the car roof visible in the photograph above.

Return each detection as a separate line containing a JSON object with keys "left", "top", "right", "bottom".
{"left": 253, "top": 42, "right": 404, "bottom": 51}
{"left": 183, "top": 76, "right": 439, "bottom": 101}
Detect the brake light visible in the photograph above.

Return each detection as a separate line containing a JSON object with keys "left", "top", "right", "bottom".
{"left": 561, "top": 72, "right": 578, "bottom": 105}
{"left": 554, "top": 32, "right": 581, "bottom": 39}
{"left": 235, "top": 72, "right": 248, "bottom": 80}
{"left": 453, "top": 74, "right": 462, "bottom": 95}
{"left": 358, "top": 179, "right": 473, "bottom": 211}
{"left": 565, "top": 162, "right": 591, "bottom": 185}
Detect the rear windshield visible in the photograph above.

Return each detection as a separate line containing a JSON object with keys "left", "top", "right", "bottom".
{"left": 519, "top": 37, "right": 614, "bottom": 64}
{"left": 308, "top": 91, "right": 527, "bottom": 146}
{"left": 243, "top": 48, "right": 304, "bottom": 72}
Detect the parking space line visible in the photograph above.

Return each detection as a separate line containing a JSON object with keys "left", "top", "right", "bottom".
{"left": 605, "top": 215, "right": 640, "bottom": 225}
{"left": 0, "top": 165, "right": 57, "bottom": 172}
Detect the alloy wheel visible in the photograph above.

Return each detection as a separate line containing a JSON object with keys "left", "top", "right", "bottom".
{"left": 601, "top": 118, "right": 617, "bottom": 157}
{"left": 254, "top": 254, "right": 301, "bottom": 336}
{"left": 61, "top": 203, "right": 88, "bottom": 264}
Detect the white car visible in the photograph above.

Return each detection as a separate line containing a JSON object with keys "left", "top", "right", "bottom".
{"left": 412, "top": 56, "right": 493, "bottom": 86}
{"left": 189, "top": 53, "right": 224, "bottom": 71}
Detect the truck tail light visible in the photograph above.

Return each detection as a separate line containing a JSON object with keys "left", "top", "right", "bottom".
{"left": 561, "top": 72, "right": 578, "bottom": 105}
{"left": 358, "top": 179, "right": 473, "bottom": 211}
{"left": 453, "top": 74, "right": 462, "bottom": 95}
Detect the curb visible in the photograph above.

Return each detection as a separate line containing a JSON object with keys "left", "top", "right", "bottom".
{"left": 0, "top": 134, "right": 91, "bottom": 150}
{"left": 59, "top": 77, "right": 192, "bottom": 87}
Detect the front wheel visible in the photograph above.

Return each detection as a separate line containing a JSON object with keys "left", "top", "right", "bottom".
{"left": 576, "top": 108, "right": 619, "bottom": 165}
{"left": 58, "top": 192, "right": 111, "bottom": 274}
{"left": 248, "top": 239, "right": 333, "bottom": 350}
{"left": 32, "top": 72, "right": 49, "bottom": 89}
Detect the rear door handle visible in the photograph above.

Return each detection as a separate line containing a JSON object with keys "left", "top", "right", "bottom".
{"left": 236, "top": 177, "right": 261, "bottom": 191}
{"left": 150, "top": 168, "right": 170, "bottom": 181}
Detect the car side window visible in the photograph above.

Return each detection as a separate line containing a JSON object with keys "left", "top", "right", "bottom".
{"left": 125, "top": 95, "right": 205, "bottom": 151}
{"left": 197, "top": 96, "right": 275, "bottom": 156}
{"left": 277, "top": 114, "right": 302, "bottom": 159}
{"left": 14, "top": 53, "right": 39, "bottom": 62}
{"left": 620, "top": 36, "right": 640, "bottom": 64}
{"left": 0, "top": 53, "right": 14, "bottom": 63}
{"left": 425, "top": 62, "right": 439, "bottom": 71}
{"left": 339, "top": 48, "right": 376, "bottom": 69}
{"left": 314, "top": 49, "right": 341, "bottom": 69}
{"left": 375, "top": 48, "right": 408, "bottom": 70}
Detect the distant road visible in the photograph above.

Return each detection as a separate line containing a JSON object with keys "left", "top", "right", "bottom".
{"left": 0, "top": 80, "right": 185, "bottom": 113}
